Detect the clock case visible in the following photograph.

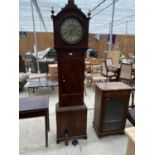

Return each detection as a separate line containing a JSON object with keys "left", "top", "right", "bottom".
{"left": 51, "top": 0, "right": 90, "bottom": 143}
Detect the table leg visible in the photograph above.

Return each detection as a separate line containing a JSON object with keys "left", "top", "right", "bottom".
{"left": 45, "top": 112, "right": 49, "bottom": 147}
{"left": 131, "top": 90, "right": 135, "bottom": 108}
{"left": 33, "top": 87, "right": 35, "bottom": 93}
{"left": 28, "top": 88, "right": 30, "bottom": 96}
{"left": 47, "top": 109, "right": 50, "bottom": 131}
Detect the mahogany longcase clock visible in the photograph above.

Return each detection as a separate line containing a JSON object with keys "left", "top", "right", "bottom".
{"left": 51, "top": 0, "right": 90, "bottom": 144}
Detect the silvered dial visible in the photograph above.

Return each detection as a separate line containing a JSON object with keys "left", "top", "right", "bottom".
{"left": 60, "top": 18, "right": 83, "bottom": 44}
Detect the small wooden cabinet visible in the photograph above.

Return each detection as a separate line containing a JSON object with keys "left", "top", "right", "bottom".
{"left": 93, "top": 82, "right": 132, "bottom": 137}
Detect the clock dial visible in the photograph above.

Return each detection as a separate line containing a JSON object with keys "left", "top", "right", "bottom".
{"left": 60, "top": 18, "right": 83, "bottom": 44}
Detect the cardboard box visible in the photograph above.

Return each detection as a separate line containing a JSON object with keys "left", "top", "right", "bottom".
{"left": 48, "top": 64, "right": 58, "bottom": 80}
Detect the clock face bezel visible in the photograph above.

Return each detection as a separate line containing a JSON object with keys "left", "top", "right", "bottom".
{"left": 60, "top": 17, "right": 84, "bottom": 44}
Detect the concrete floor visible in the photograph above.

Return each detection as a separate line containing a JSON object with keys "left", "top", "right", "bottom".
{"left": 19, "top": 80, "right": 133, "bottom": 155}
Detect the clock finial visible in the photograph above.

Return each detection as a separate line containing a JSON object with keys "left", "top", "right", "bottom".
{"left": 68, "top": 0, "right": 74, "bottom": 4}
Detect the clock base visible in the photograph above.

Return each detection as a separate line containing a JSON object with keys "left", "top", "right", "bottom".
{"left": 56, "top": 103, "right": 87, "bottom": 143}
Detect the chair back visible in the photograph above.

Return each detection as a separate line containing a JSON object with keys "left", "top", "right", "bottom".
{"left": 119, "top": 63, "right": 132, "bottom": 84}
{"left": 105, "top": 58, "right": 112, "bottom": 67}
{"left": 101, "top": 61, "right": 107, "bottom": 75}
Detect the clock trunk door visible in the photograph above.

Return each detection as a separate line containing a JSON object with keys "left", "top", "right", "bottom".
{"left": 58, "top": 52, "right": 84, "bottom": 107}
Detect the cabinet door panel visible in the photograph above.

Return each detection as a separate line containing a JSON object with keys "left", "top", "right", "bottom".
{"left": 102, "top": 98, "right": 127, "bottom": 131}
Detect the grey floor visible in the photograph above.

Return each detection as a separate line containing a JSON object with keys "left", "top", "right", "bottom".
{"left": 19, "top": 79, "right": 133, "bottom": 155}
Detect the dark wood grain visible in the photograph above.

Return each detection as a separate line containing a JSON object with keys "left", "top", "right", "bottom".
{"left": 93, "top": 82, "right": 132, "bottom": 137}
{"left": 51, "top": 0, "right": 89, "bottom": 143}
{"left": 19, "top": 95, "right": 49, "bottom": 147}
{"left": 56, "top": 103, "right": 87, "bottom": 143}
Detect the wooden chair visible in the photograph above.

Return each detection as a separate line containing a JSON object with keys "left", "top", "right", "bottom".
{"left": 105, "top": 58, "right": 113, "bottom": 66}
{"left": 128, "top": 105, "right": 135, "bottom": 126}
{"left": 101, "top": 61, "right": 117, "bottom": 82}
{"left": 119, "top": 63, "right": 135, "bottom": 126}
{"left": 91, "top": 64, "right": 106, "bottom": 90}
{"left": 119, "top": 63, "right": 133, "bottom": 86}
{"left": 85, "top": 58, "right": 103, "bottom": 87}
{"left": 105, "top": 58, "right": 118, "bottom": 73}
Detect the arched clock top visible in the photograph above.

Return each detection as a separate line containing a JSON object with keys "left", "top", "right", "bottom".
{"left": 51, "top": 0, "right": 90, "bottom": 20}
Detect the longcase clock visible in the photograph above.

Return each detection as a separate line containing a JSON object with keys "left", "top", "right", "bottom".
{"left": 51, "top": 0, "right": 90, "bottom": 144}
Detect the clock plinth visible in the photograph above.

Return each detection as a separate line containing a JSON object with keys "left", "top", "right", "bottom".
{"left": 51, "top": 0, "right": 89, "bottom": 143}
{"left": 56, "top": 103, "right": 87, "bottom": 144}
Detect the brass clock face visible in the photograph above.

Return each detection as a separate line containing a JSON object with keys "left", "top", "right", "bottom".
{"left": 60, "top": 17, "right": 83, "bottom": 44}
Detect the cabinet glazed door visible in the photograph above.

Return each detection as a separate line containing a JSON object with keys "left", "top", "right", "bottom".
{"left": 58, "top": 53, "right": 84, "bottom": 106}
{"left": 102, "top": 97, "right": 128, "bottom": 132}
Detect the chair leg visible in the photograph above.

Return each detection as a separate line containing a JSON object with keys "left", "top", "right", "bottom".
{"left": 131, "top": 90, "right": 135, "bottom": 108}
{"left": 129, "top": 90, "right": 135, "bottom": 108}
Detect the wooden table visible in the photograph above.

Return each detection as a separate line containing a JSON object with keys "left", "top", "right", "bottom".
{"left": 19, "top": 95, "right": 50, "bottom": 147}
{"left": 25, "top": 79, "right": 58, "bottom": 94}
{"left": 125, "top": 127, "right": 135, "bottom": 155}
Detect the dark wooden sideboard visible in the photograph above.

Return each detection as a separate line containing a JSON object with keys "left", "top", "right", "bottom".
{"left": 93, "top": 82, "right": 132, "bottom": 137}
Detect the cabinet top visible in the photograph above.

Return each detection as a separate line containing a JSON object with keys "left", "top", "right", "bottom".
{"left": 96, "top": 82, "right": 132, "bottom": 91}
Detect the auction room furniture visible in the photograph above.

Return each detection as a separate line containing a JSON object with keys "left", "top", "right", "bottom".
{"left": 105, "top": 58, "right": 118, "bottom": 73}
{"left": 125, "top": 127, "right": 135, "bottom": 155}
{"left": 119, "top": 63, "right": 133, "bottom": 86}
{"left": 91, "top": 64, "right": 105, "bottom": 91}
{"left": 19, "top": 96, "right": 49, "bottom": 147}
{"left": 48, "top": 64, "right": 58, "bottom": 80}
{"left": 51, "top": 0, "right": 90, "bottom": 144}
{"left": 25, "top": 76, "right": 58, "bottom": 94}
{"left": 32, "top": 59, "right": 55, "bottom": 73}
{"left": 127, "top": 107, "right": 135, "bottom": 126}
{"left": 101, "top": 61, "right": 117, "bottom": 82}
{"left": 85, "top": 58, "right": 103, "bottom": 87}
{"left": 19, "top": 73, "right": 29, "bottom": 92}
{"left": 93, "top": 82, "right": 132, "bottom": 137}
{"left": 111, "top": 63, "right": 135, "bottom": 82}
{"left": 127, "top": 87, "right": 135, "bottom": 126}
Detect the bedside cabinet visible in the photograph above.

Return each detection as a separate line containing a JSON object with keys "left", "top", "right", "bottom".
{"left": 93, "top": 82, "right": 132, "bottom": 137}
